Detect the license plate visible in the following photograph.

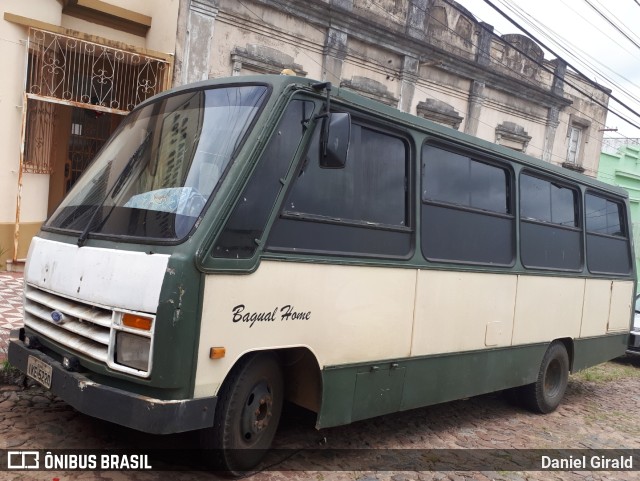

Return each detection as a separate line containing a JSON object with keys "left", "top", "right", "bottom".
{"left": 27, "top": 355, "right": 52, "bottom": 389}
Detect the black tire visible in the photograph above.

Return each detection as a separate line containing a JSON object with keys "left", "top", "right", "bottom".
{"left": 202, "top": 351, "right": 283, "bottom": 474}
{"left": 522, "top": 341, "right": 570, "bottom": 414}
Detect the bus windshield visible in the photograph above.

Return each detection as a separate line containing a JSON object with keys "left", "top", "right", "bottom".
{"left": 45, "top": 85, "right": 268, "bottom": 242}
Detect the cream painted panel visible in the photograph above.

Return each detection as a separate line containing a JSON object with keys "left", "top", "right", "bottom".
{"left": 608, "top": 281, "right": 634, "bottom": 332}
{"left": 580, "top": 279, "right": 611, "bottom": 338}
{"left": 512, "top": 276, "right": 584, "bottom": 345}
{"left": 25, "top": 237, "right": 169, "bottom": 313}
{"left": 411, "top": 271, "right": 517, "bottom": 356}
{"left": 195, "top": 261, "right": 416, "bottom": 397}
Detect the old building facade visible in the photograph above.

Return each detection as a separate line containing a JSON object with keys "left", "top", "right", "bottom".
{"left": 174, "top": 0, "right": 609, "bottom": 173}
{"left": 0, "top": 0, "right": 611, "bottom": 268}
{"left": 0, "top": 0, "right": 179, "bottom": 268}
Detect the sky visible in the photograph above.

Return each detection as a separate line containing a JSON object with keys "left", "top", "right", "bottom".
{"left": 455, "top": 0, "right": 640, "bottom": 140}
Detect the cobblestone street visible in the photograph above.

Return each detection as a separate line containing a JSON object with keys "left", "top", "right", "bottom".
{"left": 0, "top": 272, "right": 23, "bottom": 363}
{"left": 2, "top": 274, "right": 640, "bottom": 480}
{"left": 2, "top": 356, "right": 640, "bottom": 480}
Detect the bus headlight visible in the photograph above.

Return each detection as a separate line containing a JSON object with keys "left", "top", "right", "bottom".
{"left": 115, "top": 332, "right": 150, "bottom": 371}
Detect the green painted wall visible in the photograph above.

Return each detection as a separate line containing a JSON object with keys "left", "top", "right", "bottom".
{"left": 598, "top": 144, "right": 640, "bottom": 290}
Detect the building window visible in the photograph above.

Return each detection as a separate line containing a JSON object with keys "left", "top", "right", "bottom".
{"left": 22, "top": 27, "right": 170, "bottom": 175}
{"left": 563, "top": 116, "right": 590, "bottom": 173}
{"left": 566, "top": 126, "right": 582, "bottom": 164}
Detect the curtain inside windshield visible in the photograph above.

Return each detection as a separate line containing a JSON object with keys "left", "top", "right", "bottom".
{"left": 45, "top": 85, "right": 268, "bottom": 242}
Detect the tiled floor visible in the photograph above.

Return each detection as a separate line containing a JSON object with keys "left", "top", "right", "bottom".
{"left": 0, "top": 272, "right": 24, "bottom": 361}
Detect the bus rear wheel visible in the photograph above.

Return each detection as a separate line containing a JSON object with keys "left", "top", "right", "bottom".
{"left": 522, "top": 341, "right": 569, "bottom": 414}
{"left": 202, "top": 351, "right": 283, "bottom": 473}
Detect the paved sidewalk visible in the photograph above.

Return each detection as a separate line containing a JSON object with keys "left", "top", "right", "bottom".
{"left": 0, "top": 271, "right": 24, "bottom": 362}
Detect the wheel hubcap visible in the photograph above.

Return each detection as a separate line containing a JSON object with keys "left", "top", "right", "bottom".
{"left": 241, "top": 380, "right": 273, "bottom": 442}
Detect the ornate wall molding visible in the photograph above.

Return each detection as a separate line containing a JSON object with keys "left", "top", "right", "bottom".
{"left": 417, "top": 98, "right": 463, "bottom": 130}
{"left": 495, "top": 121, "right": 532, "bottom": 152}
{"left": 340, "top": 76, "right": 398, "bottom": 106}
{"left": 230, "top": 45, "right": 307, "bottom": 76}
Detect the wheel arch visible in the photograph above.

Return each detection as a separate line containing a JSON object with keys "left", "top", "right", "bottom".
{"left": 554, "top": 337, "right": 575, "bottom": 372}
{"left": 230, "top": 346, "right": 323, "bottom": 416}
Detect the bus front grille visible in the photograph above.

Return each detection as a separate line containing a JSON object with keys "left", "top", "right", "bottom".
{"left": 23, "top": 284, "right": 112, "bottom": 363}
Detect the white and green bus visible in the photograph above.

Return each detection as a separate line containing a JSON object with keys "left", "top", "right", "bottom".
{"left": 9, "top": 74, "right": 635, "bottom": 471}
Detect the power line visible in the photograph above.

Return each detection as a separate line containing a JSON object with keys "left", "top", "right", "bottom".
{"left": 474, "top": 0, "right": 640, "bottom": 128}
{"left": 488, "top": 0, "right": 640, "bottom": 138}
{"left": 236, "top": 0, "right": 634, "bottom": 165}
{"left": 495, "top": 0, "right": 640, "bottom": 100}
{"left": 593, "top": 0, "right": 640, "bottom": 46}
{"left": 395, "top": 0, "right": 640, "bottom": 160}
{"left": 398, "top": 0, "right": 640, "bottom": 138}
{"left": 584, "top": 0, "right": 640, "bottom": 50}
{"left": 470, "top": 0, "right": 638, "bottom": 139}
{"left": 439, "top": 0, "right": 640, "bottom": 135}
{"left": 265, "top": 0, "right": 633, "bottom": 161}
{"left": 474, "top": 0, "right": 640, "bottom": 140}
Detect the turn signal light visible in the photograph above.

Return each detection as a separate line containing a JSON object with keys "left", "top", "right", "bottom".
{"left": 210, "top": 347, "right": 226, "bottom": 359}
{"left": 122, "top": 313, "right": 153, "bottom": 331}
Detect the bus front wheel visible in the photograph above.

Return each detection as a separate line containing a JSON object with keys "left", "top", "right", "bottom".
{"left": 202, "top": 351, "right": 284, "bottom": 473}
{"left": 522, "top": 341, "right": 569, "bottom": 414}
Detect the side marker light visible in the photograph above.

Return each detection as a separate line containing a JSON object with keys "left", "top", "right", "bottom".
{"left": 209, "top": 347, "right": 226, "bottom": 359}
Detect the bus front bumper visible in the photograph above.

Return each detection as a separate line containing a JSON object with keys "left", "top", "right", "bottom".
{"left": 8, "top": 328, "right": 217, "bottom": 435}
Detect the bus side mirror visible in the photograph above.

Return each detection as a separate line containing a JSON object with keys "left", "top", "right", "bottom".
{"left": 320, "top": 112, "right": 350, "bottom": 168}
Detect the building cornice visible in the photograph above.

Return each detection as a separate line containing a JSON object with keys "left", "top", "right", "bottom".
{"left": 255, "top": 0, "right": 573, "bottom": 110}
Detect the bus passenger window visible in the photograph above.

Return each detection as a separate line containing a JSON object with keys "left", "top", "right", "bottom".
{"left": 586, "top": 194, "right": 624, "bottom": 237}
{"left": 421, "top": 145, "right": 514, "bottom": 265}
{"left": 585, "top": 193, "right": 631, "bottom": 274}
{"left": 266, "top": 122, "right": 411, "bottom": 258}
{"left": 520, "top": 175, "right": 577, "bottom": 227}
{"left": 519, "top": 174, "right": 581, "bottom": 271}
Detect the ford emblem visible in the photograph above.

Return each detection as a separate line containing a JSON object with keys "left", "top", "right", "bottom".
{"left": 51, "top": 310, "right": 65, "bottom": 324}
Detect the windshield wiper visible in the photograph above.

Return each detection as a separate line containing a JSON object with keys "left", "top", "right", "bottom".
{"left": 77, "top": 131, "right": 151, "bottom": 247}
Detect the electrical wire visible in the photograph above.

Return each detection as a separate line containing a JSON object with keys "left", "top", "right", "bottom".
{"left": 487, "top": 0, "right": 640, "bottom": 143}
{"left": 300, "top": 0, "right": 634, "bottom": 162}
{"left": 583, "top": 0, "right": 640, "bottom": 50}
{"left": 236, "top": 0, "right": 633, "bottom": 165}
{"left": 470, "top": 0, "right": 640, "bottom": 141}
{"left": 493, "top": 0, "right": 640, "bottom": 102}
{"left": 390, "top": 0, "right": 640, "bottom": 146}
{"left": 380, "top": 0, "right": 640, "bottom": 141}
{"left": 593, "top": 0, "right": 640, "bottom": 46}
{"left": 476, "top": 0, "right": 640, "bottom": 127}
